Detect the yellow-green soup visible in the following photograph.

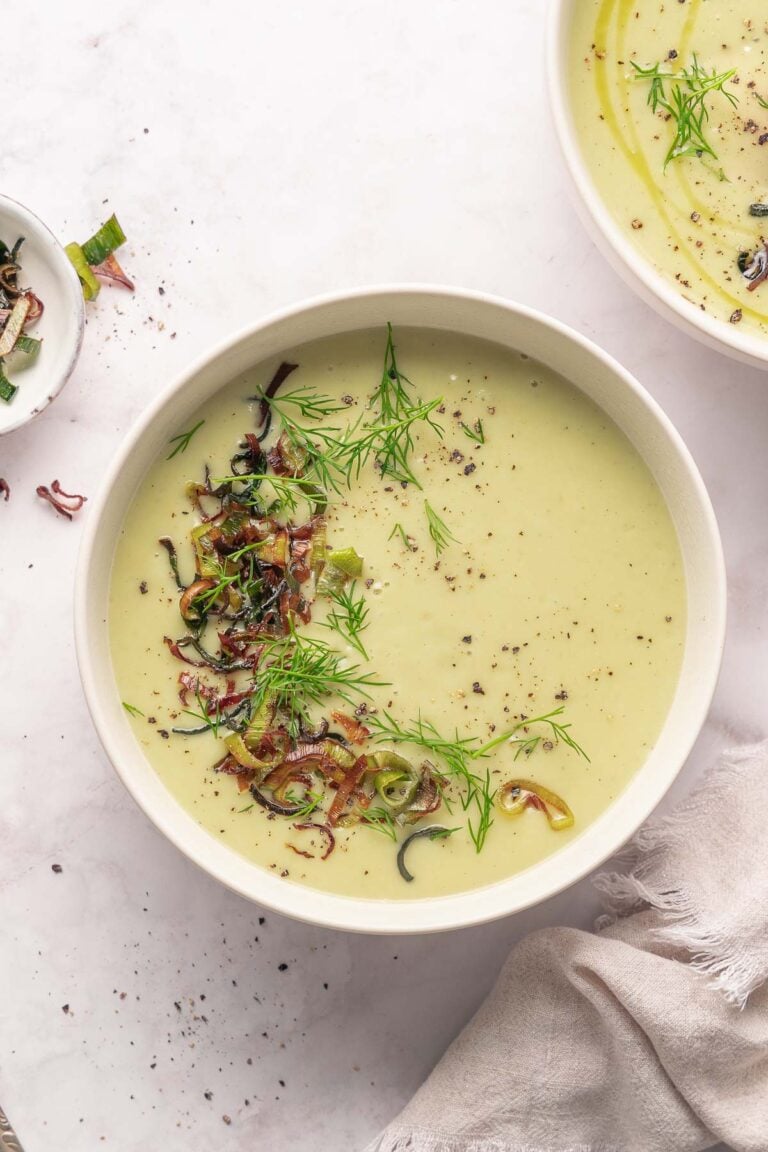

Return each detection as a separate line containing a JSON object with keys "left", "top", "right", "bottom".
{"left": 110, "top": 328, "right": 685, "bottom": 899}
{"left": 569, "top": 0, "right": 768, "bottom": 331}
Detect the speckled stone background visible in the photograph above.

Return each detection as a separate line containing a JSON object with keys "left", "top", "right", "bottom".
{"left": 0, "top": 1, "right": 758, "bottom": 1148}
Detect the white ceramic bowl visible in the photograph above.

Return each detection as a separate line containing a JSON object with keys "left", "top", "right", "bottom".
{"left": 0, "top": 194, "right": 84, "bottom": 435}
{"left": 75, "top": 286, "right": 726, "bottom": 933}
{"left": 547, "top": 1, "right": 768, "bottom": 370}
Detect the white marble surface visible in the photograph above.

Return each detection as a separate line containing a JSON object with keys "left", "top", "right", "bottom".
{"left": 0, "top": 1, "right": 761, "bottom": 1148}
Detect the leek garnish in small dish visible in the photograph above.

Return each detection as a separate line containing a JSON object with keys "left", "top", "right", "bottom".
{"left": 0, "top": 237, "right": 43, "bottom": 404}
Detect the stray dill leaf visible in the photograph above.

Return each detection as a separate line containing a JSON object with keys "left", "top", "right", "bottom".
{"left": 167, "top": 419, "right": 205, "bottom": 459}
{"left": 427, "top": 826, "right": 460, "bottom": 839}
{"left": 631, "top": 55, "right": 738, "bottom": 169}
{"left": 388, "top": 521, "right": 416, "bottom": 551}
{"left": 284, "top": 788, "right": 324, "bottom": 819}
{"left": 122, "top": 702, "right": 144, "bottom": 718}
{"left": 474, "top": 706, "right": 590, "bottom": 763}
{"left": 260, "top": 387, "right": 349, "bottom": 423}
{"left": 211, "top": 472, "right": 324, "bottom": 518}
{"left": 424, "top": 499, "right": 458, "bottom": 557}
{"left": 318, "top": 580, "right": 370, "bottom": 658}
{"left": 362, "top": 322, "right": 448, "bottom": 484}
{"left": 362, "top": 806, "right": 399, "bottom": 841}
{"left": 270, "top": 398, "right": 444, "bottom": 495}
{"left": 756, "top": 94, "right": 768, "bottom": 110}
{"left": 238, "top": 803, "right": 254, "bottom": 814}
{"left": 180, "top": 692, "right": 223, "bottom": 737}
{"left": 460, "top": 419, "right": 484, "bottom": 444}
{"left": 467, "top": 766, "right": 495, "bottom": 852}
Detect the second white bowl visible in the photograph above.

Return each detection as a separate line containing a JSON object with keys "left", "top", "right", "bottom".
{"left": 547, "top": 0, "right": 768, "bottom": 370}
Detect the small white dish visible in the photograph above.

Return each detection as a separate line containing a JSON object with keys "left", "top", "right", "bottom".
{"left": 75, "top": 286, "right": 726, "bottom": 934}
{"left": 0, "top": 194, "right": 85, "bottom": 435}
{"left": 547, "top": 0, "right": 768, "bottom": 370}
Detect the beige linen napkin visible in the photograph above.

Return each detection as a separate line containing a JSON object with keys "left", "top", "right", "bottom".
{"left": 364, "top": 742, "right": 768, "bottom": 1152}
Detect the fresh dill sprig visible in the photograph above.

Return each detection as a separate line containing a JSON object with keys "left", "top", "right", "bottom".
{"left": 467, "top": 765, "right": 495, "bottom": 852}
{"left": 427, "top": 826, "right": 460, "bottom": 840}
{"left": 181, "top": 691, "right": 223, "bottom": 737}
{"left": 167, "top": 419, "right": 205, "bottom": 460}
{"left": 252, "top": 629, "right": 388, "bottom": 734}
{"left": 460, "top": 419, "right": 485, "bottom": 444}
{"left": 756, "top": 93, "right": 768, "bottom": 110}
{"left": 318, "top": 580, "right": 370, "bottom": 659}
{"left": 254, "top": 327, "right": 444, "bottom": 495}
{"left": 330, "top": 402, "right": 445, "bottom": 488}
{"left": 187, "top": 549, "right": 264, "bottom": 618}
{"left": 424, "top": 499, "right": 458, "bottom": 557}
{"left": 263, "top": 387, "right": 350, "bottom": 423}
{"left": 388, "top": 522, "right": 417, "bottom": 551}
{"left": 631, "top": 55, "right": 738, "bottom": 169}
{"left": 192, "top": 569, "right": 240, "bottom": 614}
{"left": 370, "top": 322, "right": 432, "bottom": 483}
{"left": 264, "top": 399, "right": 444, "bottom": 495}
{"left": 373, "top": 323, "right": 416, "bottom": 422}
{"left": 475, "top": 707, "right": 590, "bottom": 763}
{"left": 122, "top": 702, "right": 144, "bottom": 718}
{"left": 211, "top": 472, "right": 323, "bottom": 517}
{"left": 362, "top": 805, "right": 399, "bottom": 841}
{"left": 367, "top": 706, "right": 588, "bottom": 853}
{"left": 284, "top": 788, "right": 325, "bottom": 819}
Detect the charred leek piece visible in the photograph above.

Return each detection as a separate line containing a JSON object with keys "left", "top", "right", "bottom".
{"left": 0, "top": 238, "right": 43, "bottom": 402}
{"left": 66, "top": 214, "right": 131, "bottom": 299}
{"left": 0, "top": 295, "right": 31, "bottom": 356}
{"left": 316, "top": 546, "right": 364, "bottom": 597}
{"left": 373, "top": 751, "right": 420, "bottom": 814}
{"left": 0, "top": 364, "right": 16, "bottom": 403}
{"left": 397, "top": 825, "right": 455, "bottom": 882}
{"left": 12, "top": 334, "right": 41, "bottom": 361}
{"left": 497, "top": 779, "right": 574, "bottom": 831}
{"left": 80, "top": 214, "right": 127, "bottom": 266}
{"left": 65, "top": 243, "right": 100, "bottom": 300}
{"left": 224, "top": 732, "right": 274, "bottom": 773}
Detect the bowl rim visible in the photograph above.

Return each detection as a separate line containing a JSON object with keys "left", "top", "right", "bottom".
{"left": 0, "top": 192, "right": 85, "bottom": 436}
{"left": 546, "top": 0, "right": 768, "bottom": 369}
{"left": 75, "top": 283, "right": 727, "bottom": 933}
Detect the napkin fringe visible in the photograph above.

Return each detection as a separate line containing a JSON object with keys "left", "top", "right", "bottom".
{"left": 594, "top": 741, "right": 767, "bottom": 1008}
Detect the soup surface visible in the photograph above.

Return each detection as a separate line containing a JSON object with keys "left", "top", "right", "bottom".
{"left": 110, "top": 327, "right": 685, "bottom": 900}
{"left": 569, "top": 0, "right": 768, "bottom": 332}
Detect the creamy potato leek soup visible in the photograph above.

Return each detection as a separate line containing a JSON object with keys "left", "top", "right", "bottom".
{"left": 570, "top": 1, "right": 768, "bottom": 332}
{"left": 110, "top": 327, "right": 685, "bottom": 900}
